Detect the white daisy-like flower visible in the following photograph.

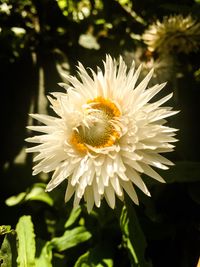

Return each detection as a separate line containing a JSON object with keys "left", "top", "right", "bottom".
{"left": 142, "top": 15, "right": 200, "bottom": 54}
{"left": 26, "top": 55, "right": 178, "bottom": 212}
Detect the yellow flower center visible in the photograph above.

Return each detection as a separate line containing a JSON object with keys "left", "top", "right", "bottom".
{"left": 70, "top": 97, "right": 121, "bottom": 153}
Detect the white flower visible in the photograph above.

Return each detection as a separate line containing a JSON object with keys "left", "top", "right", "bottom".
{"left": 142, "top": 15, "right": 200, "bottom": 54}
{"left": 26, "top": 55, "right": 178, "bottom": 212}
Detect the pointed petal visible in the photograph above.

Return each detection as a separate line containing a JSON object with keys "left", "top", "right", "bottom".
{"left": 126, "top": 168, "right": 151, "bottom": 196}
{"left": 105, "top": 186, "right": 116, "bottom": 209}
{"left": 120, "top": 180, "right": 139, "bottom": 205}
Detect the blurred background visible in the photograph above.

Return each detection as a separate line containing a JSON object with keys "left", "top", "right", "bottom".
{"left": 0, "top": 0, "right": 200, "bottom": 266}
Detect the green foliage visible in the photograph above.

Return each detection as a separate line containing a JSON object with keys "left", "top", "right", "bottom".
{"left": 0, "top": 231, "right": 17, "bottom": 267}
{"left": 34, "top": 224, "right": 92, "bottom": 266}
{"left": 74, "top": 246, "right": 114, "bottom": 267}
{"left": 1, "top": 0, "right": 200, "bottom": 266}
{"left": 1, "top": 215, "right": 92, "bottom": 266}
{"left": 5, "top": 193, "right": 27, "bottom": 207}
{"left": 0, "top": 235, "right": 13, "bottom": 267}
{"left": 16, "top": 216, "right": 36, "bottom": 267}
{"left": 6, "top": 183, "right": 54, "bottom": 207}
{"left": 120, "top": 201, "right": 152, "bottom": 267}
{"left": 35, "top": 241, "right": 52, "bottom": 267}
{"left": 64, "top": 207, "right": 82, "bottom": 229}
{"left": 0, "top": 225, "right": 12, "bottom": 235}
{"left": 50, "top": 226, "right": 92, "bottom": 252}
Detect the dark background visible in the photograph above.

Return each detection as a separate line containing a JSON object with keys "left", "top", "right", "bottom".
{"left": 0, "top": 0, "right": 200, "bottom": 266}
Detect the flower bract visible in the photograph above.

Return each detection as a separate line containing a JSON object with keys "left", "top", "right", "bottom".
{"left": 26, "top": 55, "right": 178, "bottom": 212}
{"left": 142, "top": 15, "right": 200, "bottom": 54}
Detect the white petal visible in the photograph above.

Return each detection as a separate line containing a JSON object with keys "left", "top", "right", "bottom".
{"left": 77, "top": 64, "right": 97, "bottom": 98}
{"left": 93, "top": 179, "right": 101, "bottom": 207}
{"left": 110, "top": 175, "right": 123, "bottom": 196}
{"left": 87, "top": 166, "right": 95, "bottom": 185}
{"left": 30, "top": 113, "right": 57, "bottom": 125}
{"left": 114, "top": 154, "right": 126, "bottom": 173}
{"left": 120, "top": 180, "right": 139, "bottom": 205}
{"left": 58, "top": 82, "right": 69, "bottom": 90}
{"left": 149, "top": 109, "right": 179, "bottom": 122}
{"left": 84, "top": 186, "right": 94, "bottom": 212}
{"left": 123, "top": 157, "right": 144, "bottom": 173}
{"left": 138, "top": 151, "right": 169, "bottom": 170}
{"left": 131, "top": 64, "right": 142, "bottom": 90}
{"left": 133, "top": 83, "right": 167, "bottom": 111}
{"left": 71, "top": 156, "right": 89, "bottom": 186}
{"left": 94, "top": 155, "right": 105, "bottom": 166}
{"left": 150, "top": 92, "right": 173, "bottom": 108}
{"left": 126, "top": 167, "right": 151, "bottom": 196}
{"left": 26, "top": 143, "right": 47, "bottom": 153}
{"left": 126, "top": 60, "right": 135, "bottom": 88}
{"left": 96, "top": 175, "right": 105, "bottom": 195}
{"left": 65, "top": 178, "right": 75, "bottom": 202}
{"left": 104, "top": 54, "right": 117, "bottom": 83}
{"left": 46, "top": 162, "right": 75, "bottom": 191}
{"left": 27, "top": 126, "right": 55, "bottom": 134}
{"left": 105, "top": 185, "right": 115, "bottom": 209}
{"left": 45, "top": 168, "right": 65, "bottom": 191}
{"left": 73, "top": 192, "right": 81, "bottom": 209}
{"left": 139, "top": 162, "right": 166, "bottom": 183}
{"left": 149, "top": 153, "right": 174, "bottom": 166}
{"left": 105, "top": 157, "right": 115, "bottom": 177}
{"left": 134, "top": 68, "right": 154, "bottom": 95}
{"left": 101, "top": 165, "right": 109, "bottom": 186}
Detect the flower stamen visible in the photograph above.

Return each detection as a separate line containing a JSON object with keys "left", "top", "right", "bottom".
{"left": 87, "top": 96, "right": 121, "bottom": 118}
{"left": 70, "top": 96, "right": 121, "bottom": 153}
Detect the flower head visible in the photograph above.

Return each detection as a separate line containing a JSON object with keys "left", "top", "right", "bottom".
{"left": 142, "top": 15, "right": 200, "bottom": 54}
{"left": 26, "top": 55, "right": 178, "bottom": 212}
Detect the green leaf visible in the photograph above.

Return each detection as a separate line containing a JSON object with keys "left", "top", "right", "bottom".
{"left": 16, "top": 215, "right": 36, "bottom": 267}
{"left": 0, "top": 232, "right": 17, "bottom": 267}
{"left": 74, "top": 244, "right": 114, "bottom": 267}
{"left": 5, "top": 183, "right": 53, "bottom": 207}
{"left": 35, "top": 241, "right": 52, "bottom": 267}
{"left": 74, "top": 251, "right": 91, "bottom": 267}
{"left": 0, "top": 235, "right": 12, "bottom": 267}
{"left": 64, "top": 207, "right": 82, "bottom": 229}
{"left": 50, "top": 226, "right": 92, "bottom": 252}
{"left": 0, "top": 225, "right": 12, "bottom": 235}
{"left": 25, "top": 183, "right": 53, "bottom": 206}
{"left": 119, "top": 200, "right": 152, "bottom": 267}
{"left": 5, "top": 193, "right": 26, "bottom": 206}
